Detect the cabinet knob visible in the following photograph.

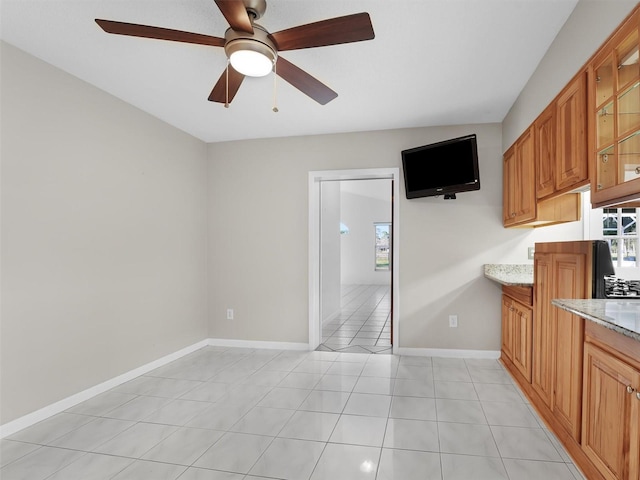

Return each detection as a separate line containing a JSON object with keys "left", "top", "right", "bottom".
{"left": 511, "top": 213, "right": 516, "bottom": 218}
{"left": 626, "top": 385, "right": 635, "bottom": 394}
{"left": 637, "top": 392, "right": 640, "bottom": 401}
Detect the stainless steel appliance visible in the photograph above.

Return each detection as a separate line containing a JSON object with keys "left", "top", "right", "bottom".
{"left": 592, "top": 240, "right": 640, "bottom": 299}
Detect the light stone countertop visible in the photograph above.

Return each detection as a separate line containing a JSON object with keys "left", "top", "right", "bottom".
{"left": 552, "top": 299, "right": 640, "bottom": 342}
{"left": 483, "top": 264, "right": 533, "bottom": 287}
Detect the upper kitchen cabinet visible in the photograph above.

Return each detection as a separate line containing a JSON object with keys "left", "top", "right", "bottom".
{"left": 504, "top": 128, "right": 536, "bottom": 226}
{"left": 556, "top": 74, "right": 589, "bottom": 192}
{"left": 504, "top": 73, "right": 586, "bottom": 229}
{"left": 503, "top": 125, "right": 581, "bottom": 228}
{"left": 590, "top": 7, "right": 640, "bottom": 207}
{"left": 535, "top": 103, "right": 557, "bottom": 199}
{"left": 536, "top": 73, "right": 589, "bottom": 201}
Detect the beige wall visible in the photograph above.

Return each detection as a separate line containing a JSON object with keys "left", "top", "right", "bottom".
{"left": 1, "top": 42, "right": 209, "bottom": 424}
{"left": 340, "top": 180, "right": 392, "bottom": 286}
{"left": 503, "top": 0, "right": 638, "bottom": 150}
{"left": 207, "top": 125, "right": 584, "bottom": 351}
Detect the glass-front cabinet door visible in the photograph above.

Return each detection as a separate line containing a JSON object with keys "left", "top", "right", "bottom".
{"left": 591, "top": 9, "right": 640, "bottom": 207}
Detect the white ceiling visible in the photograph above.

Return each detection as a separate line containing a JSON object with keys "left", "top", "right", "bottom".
{"left": 1, "top": 0, "right": 579, "bottom": 143}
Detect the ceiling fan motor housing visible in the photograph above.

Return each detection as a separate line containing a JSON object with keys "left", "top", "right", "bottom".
{"left": 224, "top": 23, "right": 278, "bottom": 69}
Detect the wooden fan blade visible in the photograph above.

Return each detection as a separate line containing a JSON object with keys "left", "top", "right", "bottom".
{"left": 208, "top": 66, "right": 245, "bottom": 104}
{"left": 276, "top": 56, "right": 337, "bottom": 105}
{"left": 270, "top": 13, "right": 374, "bottom": 51}
{"left": 95, "top": 19, "right": 225, "bottom": 47}
{"left": 214, "top": 0, "right": 253, "bottom": 34}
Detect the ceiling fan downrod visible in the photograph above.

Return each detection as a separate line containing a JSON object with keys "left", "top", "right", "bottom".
{"left": 243, "top": 0, "right": 267, "bottom": 21}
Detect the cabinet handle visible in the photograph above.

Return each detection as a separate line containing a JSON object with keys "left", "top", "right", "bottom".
{"left": 626, "top": 385, "right": 635, "bottom": 394}
{"left": 637, "top": 392, "right": 640, "bottom": 401}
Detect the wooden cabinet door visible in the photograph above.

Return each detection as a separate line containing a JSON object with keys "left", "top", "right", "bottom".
{"left": 535, "top": 103, "right": 556, "bottom": 199}
{"left": 533, "top": 252, "right": 554, "bottom": 407}
{"left": 582, "top": 343, "right": 640, "bottom": 480}
{"left": 556, "top": 73, "right": 588, "bottom": 192}
{"left": 501, "top": 295, "right": 514, "bottom": 362}
{"left": 512, "top": 302, "right": 533, "bottom": 382}
{"left": 552, "top": 253, "right": 586, "bottom": 441}
{"left": 503, "top": 128, "right": 536, "bottom": 226}
{"left": 515, "top": 128, "right": 536, "bottom": 222}
{"left": 503, "top": 147, "right": 517, "bottom": 225}
{"left": 502, "top": 294, "right": 532, "bottom": 382}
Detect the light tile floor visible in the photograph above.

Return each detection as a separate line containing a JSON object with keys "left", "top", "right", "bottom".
{"left": 1, "top": 347, "right": 587, "bottom": 480}
{"left": 320, "top": 284, "right": 392, "bottom": 354}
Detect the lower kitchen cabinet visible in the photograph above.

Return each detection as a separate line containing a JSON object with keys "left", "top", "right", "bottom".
{"left": 533, "top": 243, "right": 589, "bottom": 441}
{"left": 501, "top": 295, "right": 515, "bottom": 361}
{"left": 501, "top": 286, "right": 532, "bottom": 382}
{"left": 583, "top": 325, "right": 640, "bottom": 480}
{"left": 498, "top": 244, "right": 640, "bottom": 480}
{"left": 533, "top": 252, "right": 554, "bottom": 407}
{"left": 551, "top": 253, "right": 587, "bottom": 441}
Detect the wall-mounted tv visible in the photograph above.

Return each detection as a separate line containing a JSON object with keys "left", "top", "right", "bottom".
{"left": 401, "top": 134, "right": 480, "bottom": 199}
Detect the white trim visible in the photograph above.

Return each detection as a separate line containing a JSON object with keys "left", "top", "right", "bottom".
{"left": 207, "top": 338, "right": 310, "bottom": 351}
{"left": 396, "top": 347, "right": 501, "bottom": 359}
{"left": 0, "top": 339, "right": 209, "bottom": 439}
{"left": 308, "top": 168, "right": 401, "bottom": 353}
{"left": 308, "top": 174, "right": 321, "bottom": 349}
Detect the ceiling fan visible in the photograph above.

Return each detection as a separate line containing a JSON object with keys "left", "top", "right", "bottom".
{"left": 95, "top": 0, "right": 375, "bottom": 106}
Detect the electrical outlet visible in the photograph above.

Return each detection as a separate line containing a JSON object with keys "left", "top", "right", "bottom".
{"left": 226, "top": 309, "right": 234, "bottom": 320}
{"left": 528, "top": 247, "right": 535, "bottom": 260}
{"left": 449, "top": 315, "right": 458, "bottom": 328}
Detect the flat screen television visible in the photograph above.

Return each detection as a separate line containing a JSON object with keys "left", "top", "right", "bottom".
{"left": 401, "top": 134, "right": 480, "bottom": 199}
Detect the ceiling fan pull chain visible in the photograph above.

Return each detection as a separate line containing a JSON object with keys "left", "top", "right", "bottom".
{"left": 224, "top": 60, "right": 230, "bottom": 108}
{"left": 272, "top": 62, "right": 279, "bottom": 113}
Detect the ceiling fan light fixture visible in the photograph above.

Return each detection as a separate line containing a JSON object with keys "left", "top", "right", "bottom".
{"left": 226, "top": 38, "right": 276, "bottom": 77}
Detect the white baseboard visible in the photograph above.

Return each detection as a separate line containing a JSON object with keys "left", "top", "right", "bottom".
{"left": 207, "top": 338, "right": 310, "bottom": 351}
{"left": 0, "top": 339, "right": 209, "bottom": 439}
{"left": 396, "top": 347, "right": 501, "bottom": 359}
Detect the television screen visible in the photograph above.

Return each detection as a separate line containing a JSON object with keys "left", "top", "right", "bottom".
{"left": 401, "top": 134, "right": 480, "bottom": 199}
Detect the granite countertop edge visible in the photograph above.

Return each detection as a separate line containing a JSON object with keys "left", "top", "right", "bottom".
{"left": 483, "top": 264, "right": 534, "bottom": 287}
{"left": 552, "top": 299, "right": 640, "bottom": 342}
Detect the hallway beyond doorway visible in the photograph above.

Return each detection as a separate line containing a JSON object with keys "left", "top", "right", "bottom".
{"left": 318, "top": 285, "right": 391, "bottom": 354}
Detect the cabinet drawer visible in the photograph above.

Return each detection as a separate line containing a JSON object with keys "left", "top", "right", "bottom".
{"left": 502, "top": 285, "right": 533, "bottom": 306}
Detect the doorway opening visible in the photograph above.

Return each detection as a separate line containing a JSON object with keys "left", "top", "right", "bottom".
{"left": 308, "top": 168, "right": 400, "bottom": 354}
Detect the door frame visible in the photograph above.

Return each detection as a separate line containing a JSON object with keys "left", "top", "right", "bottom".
{"left": 308, "top": 168, "right": 400, "bottom": 353}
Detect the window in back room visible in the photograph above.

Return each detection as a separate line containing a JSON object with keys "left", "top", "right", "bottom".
{"left": 374, "top": 223, "right": 390, "bottom": 271}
